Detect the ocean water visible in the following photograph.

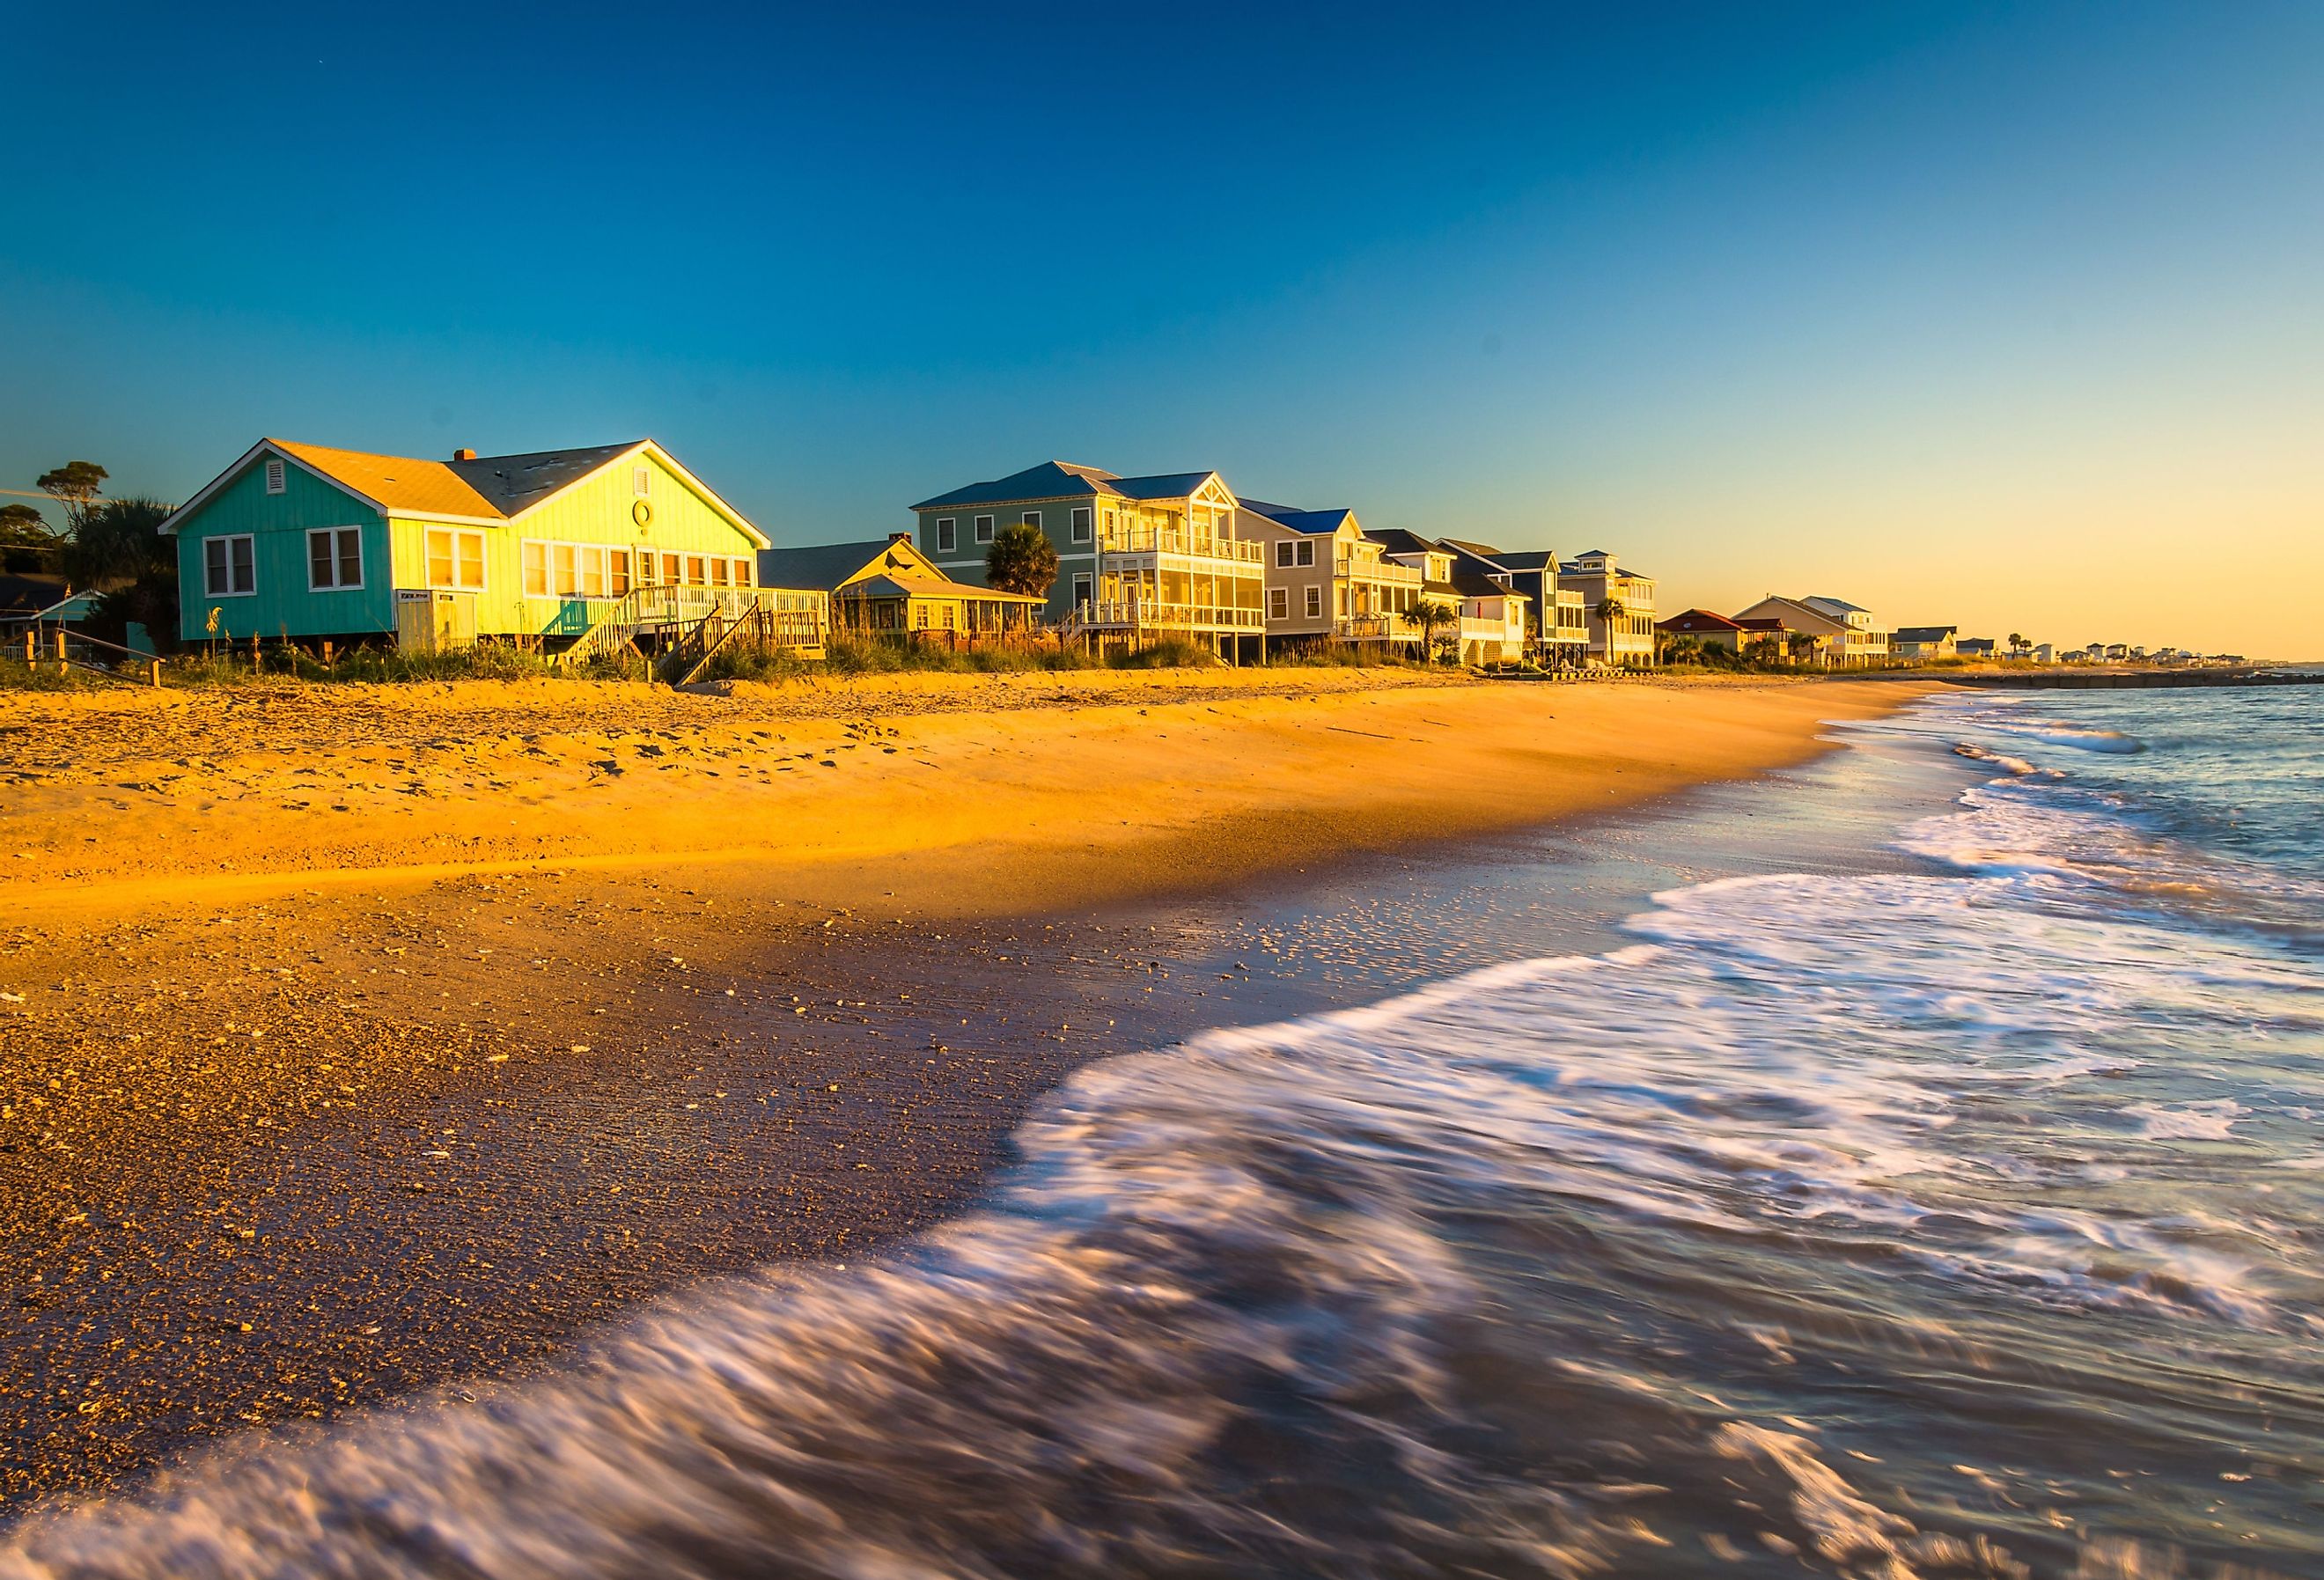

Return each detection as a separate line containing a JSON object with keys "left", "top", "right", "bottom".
{"left": 6, "top": 686, "right": 2320, "bottom": 1578}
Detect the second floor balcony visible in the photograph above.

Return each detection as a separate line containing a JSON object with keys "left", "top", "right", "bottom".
{"left": 1100, "top": 525, "right": 1266, "bottom": 564}
{"left": 1077, "top": 598, "right": 1264, "bottom": 632}
{"left": 1333, "top": 555, "right": 1423, "bottom": 588}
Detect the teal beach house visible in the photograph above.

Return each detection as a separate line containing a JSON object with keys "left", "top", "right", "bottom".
{"left": 162, "top": 438, "right": 774, "bottom": 649}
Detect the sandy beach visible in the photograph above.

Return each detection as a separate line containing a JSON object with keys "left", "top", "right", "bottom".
{"left": 0, "top": 668, "right": 1923, "bottom": 1508}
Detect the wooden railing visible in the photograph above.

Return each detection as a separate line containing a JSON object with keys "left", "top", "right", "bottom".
{"left": 1098, "top": 528, "right": 1266, "bottom": 564}
{"left": 13, "top": 625, "right": 163, "bottom": 686}
{"left": 1077, "top": 599, "right": 1264, "bottom": 631}
{"left": 557, "top": 585, "right": 826, "bottom": 669}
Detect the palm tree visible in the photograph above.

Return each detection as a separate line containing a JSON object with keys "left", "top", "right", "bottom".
{"left": 1401, "top": 598, "right": 1456, "bottom": 662}
{"left": 2008, "top": 631, "right": 2026, "bottom": 659}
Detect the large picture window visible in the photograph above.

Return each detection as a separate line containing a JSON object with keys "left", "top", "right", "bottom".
{"left": 426, "top": 527, "right": 486, "bottom": 591}
{"left": 524, "top": 540, "right": 748, "bottom": 597}
{"left": 203, "top": 534, "right": 255, "bottom": 598}
{"left": 307, "top": 527, "right": 364, "bottom": 591}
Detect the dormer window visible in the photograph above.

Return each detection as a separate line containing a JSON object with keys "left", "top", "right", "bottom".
{"left": 265, "top": 459, "right": 286, "bottom": 496}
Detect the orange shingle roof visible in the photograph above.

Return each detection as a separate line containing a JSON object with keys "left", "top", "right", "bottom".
{"left": 271, "top": 439, "right": 505, "bottom": 520}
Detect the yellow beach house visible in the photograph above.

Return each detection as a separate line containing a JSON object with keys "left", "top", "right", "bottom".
{"left": 161, "top": 437, "right": 815, "bottom": 655}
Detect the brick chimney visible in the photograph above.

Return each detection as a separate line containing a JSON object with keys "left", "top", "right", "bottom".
{"left": 452, "top": 448, "right": 477, "bottom": 462}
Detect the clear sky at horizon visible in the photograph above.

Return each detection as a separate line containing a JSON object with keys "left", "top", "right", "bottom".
{"left": 5, "top": 1, "right": 2318, "bottom": 656}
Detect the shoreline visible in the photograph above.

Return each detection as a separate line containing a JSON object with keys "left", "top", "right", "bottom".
{"left": 0, "top": 670, "right": 1939, "bottom": 1510}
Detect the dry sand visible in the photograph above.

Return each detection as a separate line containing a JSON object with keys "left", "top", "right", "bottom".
{"left": 0, "top": 667, "right": 1928, "bottom": 1506}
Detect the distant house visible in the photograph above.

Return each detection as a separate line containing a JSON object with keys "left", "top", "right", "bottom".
{"left": 1236, "top": 503, "right": 1423, "bottom": 651}
{"left": 757, "top": 534, "right": 1044, "bottom": 638}
{"left": 162, "top": 437, "right": 776, "bottom": 650}
{"left": 2033, "top": 643, "right": 2056, "bottom": 664}
{"left": 1731, "top": 596, "right": 1849, "bottom": 666}
{"left": 1656, "top": 608, "right": 1750, "bottom": 652}
{"left": 1892, "top": 624, "right": 1959, "bottom": 660}
{"left": 908, "top": 460, "right": 1264, "bottom": 659}
{"left": 1364, "top": 528, "right": 1528, "bottom": 665}
{"left": 1954, "top": 637, "right": 1997, "bottom": 659}
{"left": 1734, "top": 594, "right": 1888, "bottom": 667}
{"left": 0, "top": 573, "right": 76, "bottom": 636}
{"left": 1559, "top": 550, "right": 1658, "bottom": 666}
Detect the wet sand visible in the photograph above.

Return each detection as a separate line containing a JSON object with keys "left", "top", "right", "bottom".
{"left": 0, "top": 668, "right": 1929, "bottom": 1508}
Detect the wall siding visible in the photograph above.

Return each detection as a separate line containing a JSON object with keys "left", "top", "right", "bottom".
{"left": 393, "top": 451, "right": 763, "bottom": 637}
{"left": 172, "top": 458, "right": 389, "bottom": 642}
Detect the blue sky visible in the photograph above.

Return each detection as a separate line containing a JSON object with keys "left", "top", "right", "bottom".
{"left": 5, "top": 1, "right": 2318, "bottom": 653}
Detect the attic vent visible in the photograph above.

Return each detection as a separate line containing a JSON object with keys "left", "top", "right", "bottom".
{"left": 265, "top": 459, "right": 286, "bottom": 496}
{"left": 632, "top": 467, "right": 650, "bottom": 496}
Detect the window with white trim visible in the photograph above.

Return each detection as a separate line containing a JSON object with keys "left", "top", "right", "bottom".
{"left": 1071, "top": 572, "right": 1092, "bottom": 607}
{"left": 1296, "top": 540, "right": 1314, "bottom": 568}
{"left": 974, "top": 515, "right": 994, "bottom": 545}
{"left": 426, "top": 528, "right": 486, "bottom": 591}
{"left": 307, "top": 526, "right": 364, "bottom": 591}
{"left": 522, "top": 540, "right": 549, "bottom": 597}
{"left": 1070, "top": 507, "right": 1090, "bottom": 543}
{"left": 1304, "top": 585, "right": 1322, "bottom": 619}
{"left": 1274, "top": 540, "right": 1294, "bottom": 569}
{"left": 1020, "top": 510, "right": 1041, "bottom": 528}
{"left": 264, "top": 459, "right": 286, "bottom": 496}
{"left": 203, "top": 534, "right": 255, "bottom": 598}
{"left": 936, "top": 518, "right": 956, "bottom": 553}
{"left": 1268, "top": 587, "right": 1289, "bottom": 621}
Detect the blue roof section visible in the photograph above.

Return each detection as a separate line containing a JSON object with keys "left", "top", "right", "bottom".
{"left": 910, "top": 460, "right": 1223, "bottom": 510}
{"left": 1107, "top": 471, "right": 1218, "bottom": 501}
{"left": 1236, "top": 497, "right": 1304, "bottom": 519}
{"left": 1259, "top": 508, "right": 1353, "bottom": 535}
{"left": 910, "top": 460, "right": 1121, "bottom": 511}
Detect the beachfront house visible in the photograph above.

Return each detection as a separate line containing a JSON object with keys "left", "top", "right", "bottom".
{"left": 1801, "top": 597, "right": 1890, "bottom": 665}
{"left": 1235, "top": 503, "right": 1425, "bottom": 653}
{"left": 1559, "top": 550, "right": 1658, "bottom": 666}
{"left": 1732, "top": 599, "right": 1846, "bottom": 665}
{"left": 1733, "top": 594, "right": 1889, "bottom": 667}
{"left": 1892, "top": 624, "right": 1959, "bottom": 660}
{"left": 908, "top": 461, "right": 1265, "bottom": 660}
{"left": 1356, "top": 529, "right": 1531, "bottom": 665}
{"left": 757, "top": 534, "right": 1045, "bottom": 639}
{"left": 1955, "top": 637, "right": 1997, "bottom": 659}
{"left": 1657, "top": 608, "right": 1751, "bottom": 653}
{"left": 1460, "top": 548, "right": 1587, "bottom": 669}
{"left": 160, "top": 437, "right": 806, "bottom": 653}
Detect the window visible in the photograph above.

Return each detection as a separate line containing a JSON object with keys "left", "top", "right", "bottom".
{"left": 686, "top": 555, "right": 706, "bottom": 585}
{"left": 1275, "top": 540, "right": 1294, "bottom": 569}
{"left": 1070, "top": 507, "right": 1090, "bottom": 543}
{"left": 974, "top": 515, "right": 994, "bottom": 545}
{"left": 306, "top": 526, "right": 364, "bottom": 591}
{"left": 914, "top": 603, "right": 930, "bottom": 629}
{"left": 636, "top": 549, "right": 658, "bottom": 586}
{"left": 1269, "top": 587, "right": 1289, "bottom": 621}
{"left": 553, "top": 543, "right": 577, "bottom": 597}
{"left": 711, "top": 557, "right": 731, "bottom": 589}
{"left": 1071, "top": 572, "right": 1092, "bottom": 607}
{"left": 1305, "top": 585, "right": 1322, "bottom": 619}
{"left": 203, "top": 533, "right": 255, "bottom": 598}
{"left": 1020, "top": 510, "right": 1041, "bottom": 529}
{"left": 1296, "top": 540, "right": 1314, "bottom": 568}
{"left": 522, "top": 540, "right": 549, "bottom": 597}
{"left": 734, "top": 557, "right": 754, "bottom": 587}
{"left": 426, "top": 528, "right": 486, "bottom": 591}
{"left": 610, "top": 549, "right": 632, "bottom": 597}
{"left": 936, "top": 518, "right": 956, "bottom": 553}
{"left": 661, "top": 552, "right": 681, "bottom": 585}
{"left": 632, "top": 467, "right": 650, "bottom": 496}
{"left": 578, "top": 547, "right": 606, "bottom": 599}
{"left": 264, "top": 459, "right": 286, "bottom": 496}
